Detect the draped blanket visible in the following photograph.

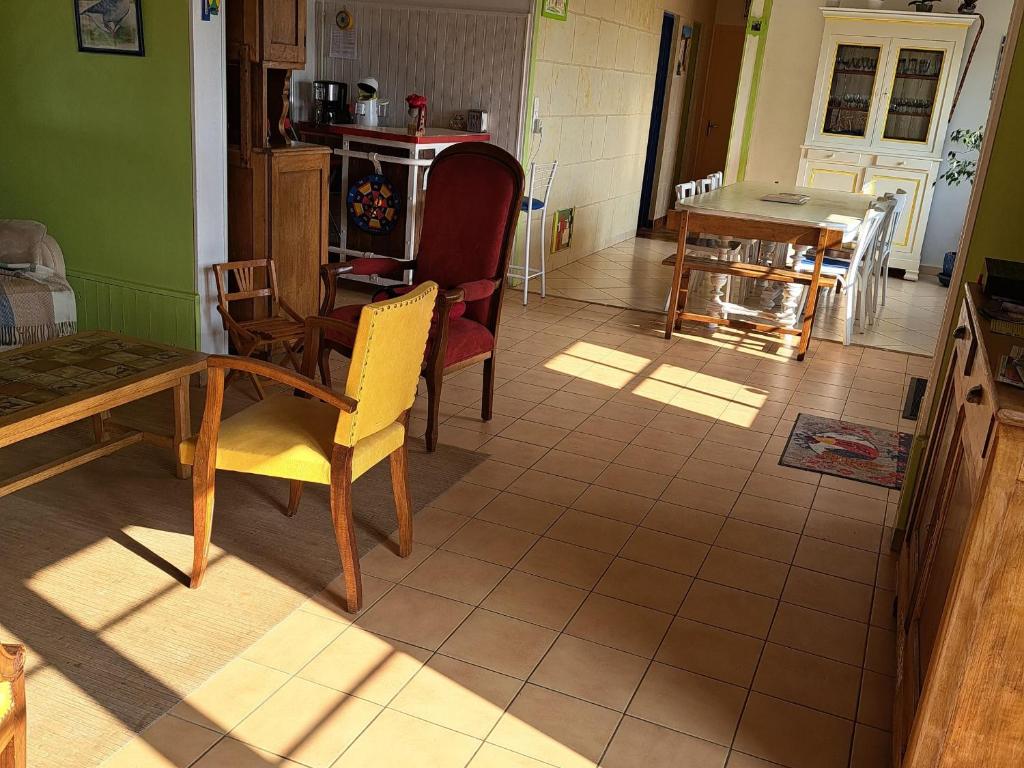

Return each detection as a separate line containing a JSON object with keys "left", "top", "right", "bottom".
{"left": 0, "top": 264, "right": 77, "bottom": 348}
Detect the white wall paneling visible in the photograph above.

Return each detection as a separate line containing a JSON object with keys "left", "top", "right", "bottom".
{"left": 312, "top": 0, "right": 529, "bottom": 153}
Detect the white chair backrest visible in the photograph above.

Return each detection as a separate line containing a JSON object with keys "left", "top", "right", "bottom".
{"left": 699, "top": 177, "right": 714, "bottom": 194}
{"left": 708, "top": 171, "right": 724, "bottom": 190}
{"left": 527, "top": 161, "right": 558, "bottom": 207}
{"left": 849, "top": 202, "right": 891, "bottom": 274}
{"left": 675, "top": 181, "right": 697, "bottom": 203}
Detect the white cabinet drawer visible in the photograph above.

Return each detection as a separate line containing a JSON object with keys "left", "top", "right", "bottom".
{"left": 805, "top": 149, "right": 863, "bottom": 164}
{"left": 872, "top": 155, "right": 934, "bottom": 171}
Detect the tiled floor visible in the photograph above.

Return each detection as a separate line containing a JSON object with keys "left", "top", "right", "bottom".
{"left": 537, "top": 235, "right": 947, "bottom": 356}
{"left": 104, "top": 295, "right": 928, "bottom": 768}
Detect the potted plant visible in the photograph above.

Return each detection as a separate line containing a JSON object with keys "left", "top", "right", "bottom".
{"left": 938, "top": 126, "right": 984, "bottom": 286}
{"left": 908, "top": 0, "right": 935, "bottom": 11}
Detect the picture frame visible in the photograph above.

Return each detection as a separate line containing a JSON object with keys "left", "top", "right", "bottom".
{"left": 74, "top": 0, "right": 145, "bottom": 57}
{"left": 551, "top": 208, "right": 574, "bottom": 253}
{"left": 541, "top": 0, "right": 569, "bottom": 22}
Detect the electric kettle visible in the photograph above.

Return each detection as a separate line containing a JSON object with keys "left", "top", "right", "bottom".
{"left": 353, "top": 77, "right": 389, "bottom": 128}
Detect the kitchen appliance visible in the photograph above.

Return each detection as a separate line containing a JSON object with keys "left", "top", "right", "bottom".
{"left": 353, "top": 77, "right": 389, "bottom": 128}
{"left": 312, "top": 80, "right": 349, "bottom": 125}
{"left": 467, "top": 109, "right": 489, "bottom": 133}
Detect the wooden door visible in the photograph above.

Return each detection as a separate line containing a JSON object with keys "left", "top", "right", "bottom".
{"left": 262, "top": 0, "right": 306, "bottom": 65}
{"left": 692, "top": 24, "right": 745, "bottom": 180}
{"left": 269, "top": 149, "right": 330, "bottom": 317}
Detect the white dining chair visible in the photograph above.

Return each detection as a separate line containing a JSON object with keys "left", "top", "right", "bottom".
{"left": 699, "top": 177, "right": 714, "bottom": 194}
{"left": 508, "top": 160, "right": 558, "bottom": 305}
{"left": 675, "top": 181, "right": 697, "bottom": 205}
{"left": 872, "top": 189, "right": 908, "bottom": 316}
{"left": 795, "top": 199, "right": 891, "bottom": 345}
{"left": 709, "top": 171, "right": 724, "bottom": 190}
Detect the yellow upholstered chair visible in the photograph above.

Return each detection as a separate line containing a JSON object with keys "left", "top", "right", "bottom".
{"left": 0, "top": 644, "right": 26, "bottom": 768}
{"left": 181, "top": 282, "right": 438, "bottom": 613}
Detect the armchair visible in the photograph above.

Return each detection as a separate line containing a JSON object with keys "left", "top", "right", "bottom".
{"left": 318, "top": 142, "right": 525, "bottom": 451}
{"left": 0, "top": 644, "right": 25, "bottom": 768}
{"left": 180, "top": 282, "right": 438, "bottom": 613}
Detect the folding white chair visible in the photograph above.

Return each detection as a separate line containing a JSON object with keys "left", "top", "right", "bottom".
{"left": 508, "top": 161, "right": 558, "bottom": 305}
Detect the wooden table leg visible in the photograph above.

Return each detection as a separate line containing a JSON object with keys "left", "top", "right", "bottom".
{"left": 91, "top": 410, "right": 111, "bottom": 442}
{"left": 796, "top": 228, "right": 831, "bottom": 361}
{"left": 173, "top": 374, "right": 192, "bottom": 479}
{"left": 664, "top": 210, "right": 691, "bottom": 339}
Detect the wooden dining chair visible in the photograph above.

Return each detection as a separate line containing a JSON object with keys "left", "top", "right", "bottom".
{"left": 213, "top": 259, "right": 307, "bottom": 400}
{"left": 0, "top": 644, "right": 25, "bottom": 768}
{"left": 180, "top": 282, "right": 438, "bottom": 613}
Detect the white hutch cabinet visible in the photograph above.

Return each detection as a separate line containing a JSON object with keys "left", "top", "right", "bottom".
{"left": 798, "top": 9, "right": 975, "bottom": 280}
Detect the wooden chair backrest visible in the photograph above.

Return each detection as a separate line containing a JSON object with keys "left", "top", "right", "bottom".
{"left": 213, "top": 259, "right": 281, "bottom": 317}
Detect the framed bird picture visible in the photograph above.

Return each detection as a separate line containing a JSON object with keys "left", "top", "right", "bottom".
{"left": 74, "top": 0, "right": 145, "bottom": 56}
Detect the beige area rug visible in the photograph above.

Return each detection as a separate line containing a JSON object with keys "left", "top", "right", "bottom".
{"left": 0, "top": 385, "right": 484, "bottom": 768}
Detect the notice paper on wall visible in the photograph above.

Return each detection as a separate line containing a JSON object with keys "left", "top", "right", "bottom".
{"left": 329, "top": 28, "right": 358, "bottom": 59}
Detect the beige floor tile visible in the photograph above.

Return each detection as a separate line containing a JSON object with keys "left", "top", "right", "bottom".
{"left": 627, "top": 662, "right": 747, "bottom": 746}
{"left": 813, "top": 486, "right": 887, "bottom": 525}
{"left": 500, "top": 419, "right": 572, "bottom": 448}
{"left": 782, "top": 567, "right": 873, "bottom": 623}
{"left": 544, "top": 389, "right": 608, "bottom": 413}
{"left": 242, "top": 609, "right": 346, "bottom": 674}
{"left": 432, "top": 481, "right": 502, "bottom": 516}
{"left": 232, "top": 677, "right": 381, "bottom": 768}
{"left": 743, "top": 473, "right": 816, "bottom": 508}
{"left": 641, "top": 499, "right": 725, "bottom": 544}
{"left": 753, "top": 643, "right": 861, "bottom": 719}
{"left": 613, "top": 444, "right": 688, "bottom": 475}
{"left": 730, "top": 494, "right": 808, "bottom": 533}
{"left": 530, "top": 634, "right": 648, "bottom": 710}
{"left": 507, "top": 469, "right": 589, "bottom": 507}
{"left": 443, "top": 519, "right": 539, "bottom": 567}
{"left": 300, "top": 573, "right": 393, "bottom": 625}
{"left": 191, "top": 738, "right": 305, "bottom": 767}
{"left": 678, "top": 458, "right": 752, "bottom": 493}
{"left": 793, "top": 536, "right": 878, "bottom": 585}
{"left": 725, "top": 752, "right": 786, "bottom": 768}
{"left": 662, "top": 478, "right": 738, "bottom": 515}
{"left": 858, "top": 669, "right": 895, "bottom": 730}
{"left": 361, "top": 539, "right": 436, "bottom": 582}
{"left": 468, "top": 743, "right": 556, "bottom": 767}
{"left": 601, "top": 716, "right": 729, "bottom": 768}
{"left": 573, "top": 485, "right": 655, "bottom": 524}
{"left": 101, "top": 715, "right": 220, "bottom": 768}
{"left": 440, "top": 608, "right": 558, "bottom": 679}
{"left": 632, "top": 425, "right": 703, "bottom": 456}
{"left": 533, "top": 449, "right": 610, "bottom": 482}
{"left": 402, "top": 549, "right": 509, "bottom": 605}
{"left": 482, "top": 569, "right": 588, "bottom": 630}
{"left": 489, "top": 684, "right": 620, "bottom": 768}
{"left": 357, "top": 585, "right": 473, "bottom": 650}
{"left": 704, "top": 423, "right": 772, "bottom": 451}
{"left": 578, "top": 414, "right": 645, "bottom": 443}
{"left": 871, "top": 588, "right": 896, "bottom": 630}
{"left": 678, "top": 580, "right": 778, "bottom": 639}
{"left": 413, "top": 507, "right": 471, "bottom": 547}
{"left": 734, "top": 693, "right": 853, "bottom": 768}
{"left": 517, "top": 537, "right": 614, "bottom": 589}
{"left": 566, "top": 593, "right": 673, "bottom": 657}
{"left": 523, "top": 403, "right": 591, "bottom": 430}
{"left": 619, "top": 527, "right": 709, "bottom": 575}
{"left": 595, "top": 557, "right": 692, "bottom": 613}
{"left": 299, "top": 625, "right": 431, "bottom": 704}
{"left": 476, "top": 492, "right": 566, "bottom": 535}
{"left": 656, "top": 617, "right": 763, "bottom": 688}
{"left": 804, "top": 509, "right": 883, "bottom": 552}
{"left": 715, "top": 519, "right": 799, "bottom": 563}
{"left": 333, "top": 708, "right": 481, "bottom": 768}
{"left": 865, "top": 626, "right": 896, "bottom": 676}
{"left": 850, "top": 724, "right": 891, "bottom": 768}
{"left": 594, "top": 463, "right": 671, "bottom": 498}
{"left": 698, "top": 547, "right": 790, "bottom": 599}
{"left": 768, "top": 603, "right": 867, "bottom": 666}
{"left": 390, "top": 654, "right": 521, "bottom": 738}
{"left": 556, "top": 431, "right": 628, "bottom": 461}
{"left": 171, "top": 657, "right": 289, "bottom": 733}
{"left": 547, "top": 509, "right": 635, "bottom": 554}
{"left": 464, "top": 459, "right": 529, "bottom": 490}
{"left": 482, "top": 436, "right": 550, "bottom": 468}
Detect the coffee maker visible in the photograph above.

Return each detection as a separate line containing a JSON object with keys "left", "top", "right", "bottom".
{"left": 312, "top": 80, "right": 349, "bottom": 125}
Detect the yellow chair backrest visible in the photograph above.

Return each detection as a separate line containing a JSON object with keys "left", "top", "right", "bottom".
{"left": 334, "top": 282, "right": 438, "bottom": 446}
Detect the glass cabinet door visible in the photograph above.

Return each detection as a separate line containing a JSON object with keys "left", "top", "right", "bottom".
{"left": 822, "top": 43, "right": 883, "bottom": 138}
{"left": 882, "top": 47, "right": 946, "bottom": 143}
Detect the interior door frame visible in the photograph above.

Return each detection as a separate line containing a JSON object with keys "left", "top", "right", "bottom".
{"left": 638, "top": 12, "right": 678, "bottom": 229}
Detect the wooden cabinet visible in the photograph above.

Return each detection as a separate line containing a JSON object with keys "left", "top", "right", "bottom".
{"left": 797, "top": 9, "right": 974, "bottom": 280}
{"left": 226, "top": 0, "right": 305, "bottom": 67}
{"left": 894, "top": 283, "right": 1024, "bottom": 768}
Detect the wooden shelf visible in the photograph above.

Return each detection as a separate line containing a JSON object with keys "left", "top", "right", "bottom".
{"left": 833, "top": 69, "right": 877, "bottom": 76}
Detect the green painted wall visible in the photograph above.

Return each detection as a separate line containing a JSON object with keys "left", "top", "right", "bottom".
{"left": 0, "top": 2, "right": 198, "bottom": 348}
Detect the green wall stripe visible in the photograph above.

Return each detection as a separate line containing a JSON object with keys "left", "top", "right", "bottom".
{"left": 736, "top": 0, "right": 773, "bottom": 182}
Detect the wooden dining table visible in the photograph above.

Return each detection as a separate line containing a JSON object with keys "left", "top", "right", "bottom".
{"left": 665, "top": 181, "right": 873, "bottom": 359}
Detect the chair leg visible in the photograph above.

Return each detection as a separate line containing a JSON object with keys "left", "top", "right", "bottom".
{"left": 389, "top": 442, "right": 413, "bottom": 558}
{"left": 482, "top": 356, "right": 496, "bottom": 422}
{"left": 248, "top": 372, "right": 265, "bottom": 401}
{"left": 329, "top": 450, "right": 362, "bottom": 613}
{"left": 523, "top": 210, "right": 532, "bottom": 306}
{"left": 286, "top": 480, "right": 303, "bottom": 517}
{"left": 190, "top": 466, "right": 216, "bottom": 589}
{"left": 425, "top": 368, "right": 443, "bottom": 452}
{"left": 539, "top": 206, "right": 548, "bottom": 298}
{"left": 319, "top": 347, "right": 333, "bottom": 387}
{"left": 844, "top": 282, "right": 856, "bottom": 346}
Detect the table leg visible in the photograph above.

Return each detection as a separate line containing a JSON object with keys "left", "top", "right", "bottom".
{"left": 91, "top": 411, "right": 111, "bottom": 442}
{"left": 664, "top": 210, "right": 690, "bottom": 339}
{"left": 796, "top": 229, "right": 830, "bottom": 361}
{"left": 173, "top": 374, "right": 192, "bottom": 479}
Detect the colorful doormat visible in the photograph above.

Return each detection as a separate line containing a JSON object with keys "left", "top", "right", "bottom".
{"left": 780, "top": 413, "right": 912, "bottom": 489}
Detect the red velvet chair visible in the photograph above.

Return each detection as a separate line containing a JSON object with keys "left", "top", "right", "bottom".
{"left": 318, "top": 142, "right": 525, "bottom": 451}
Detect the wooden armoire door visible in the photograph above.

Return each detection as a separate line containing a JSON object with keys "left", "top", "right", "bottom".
{"left": 262, "top": 0, "right": 306, "bottom": 65}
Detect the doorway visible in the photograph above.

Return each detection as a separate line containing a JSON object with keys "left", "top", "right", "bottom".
{"left": 691, "top": 23, "right": 746, "bottom": 180}
{"left": 638, "top": 12, "right": 678, "bottom": 230}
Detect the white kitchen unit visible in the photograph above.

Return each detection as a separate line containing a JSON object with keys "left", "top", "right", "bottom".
{"left": 797, "top": 9, "right": 975, "bottom": 280}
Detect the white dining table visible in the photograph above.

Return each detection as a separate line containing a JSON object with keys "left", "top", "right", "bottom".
{"left": 665, "top": 181, "right": 874, "bottom": 359}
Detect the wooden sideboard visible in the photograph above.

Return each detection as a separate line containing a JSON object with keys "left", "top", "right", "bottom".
{"left": 894, "top": 283, "right": 1024, "bottom": 767}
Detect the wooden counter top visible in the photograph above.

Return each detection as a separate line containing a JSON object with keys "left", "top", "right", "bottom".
{"left": 296, "top": 123, "right": 491, "bottom": 145}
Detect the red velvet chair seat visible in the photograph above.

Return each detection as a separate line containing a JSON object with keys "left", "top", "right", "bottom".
{"left": 326, "top": 305, "right": 493, "bottom": 368}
